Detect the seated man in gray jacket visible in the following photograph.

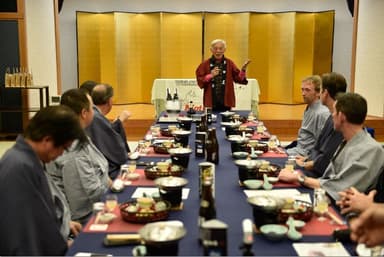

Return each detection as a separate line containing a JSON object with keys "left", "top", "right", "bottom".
{"left": 286, "top": 75, "right": 330, "bottom": 156}
{"left": 279, "top": 93, "right": 384, "bottom": 201}
{"left": 47, "top": 89, "right": 111, "bottom": 224}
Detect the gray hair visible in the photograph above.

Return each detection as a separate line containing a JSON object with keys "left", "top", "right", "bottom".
{"left": 210, "top": 39, "right": 227, "bottom": 49}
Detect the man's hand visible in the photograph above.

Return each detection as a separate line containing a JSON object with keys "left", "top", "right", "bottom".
{"left": 278, "top": 169, "right": 301, "bottom": 183}
{"left": 118, "top": 110, "right": 131, "bottom": 123}
{"left": 241, "top": 59, "right": 251, "bottom": 71}
{"left": 350, "top": 203, "right": 384, "bottom": 247}
{"left": 337, "top": 187, "right": 376, "bottom": 214}
{"left": 70, "top": 221, "right": 82, "bottom": 237}
{"left": 211, "top": 66, "right": 220, "bottom": 77}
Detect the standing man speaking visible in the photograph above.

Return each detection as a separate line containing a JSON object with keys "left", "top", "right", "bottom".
{"left": 196, "top": 39, "right": 251, "bottom": 111}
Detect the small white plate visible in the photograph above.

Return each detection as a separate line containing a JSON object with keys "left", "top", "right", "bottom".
{"left": 243, "top": 179, "right": 263, "bottom": 189}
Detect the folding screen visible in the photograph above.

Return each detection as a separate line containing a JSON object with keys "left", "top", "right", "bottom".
{"left": 77, "top": 11, "right": 334, "bottom": 104}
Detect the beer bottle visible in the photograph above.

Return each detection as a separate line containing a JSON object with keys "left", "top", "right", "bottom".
{"left": 206, "top": 107, "right": 212, "bottom": 125}
{"left": 205, "top": 128, "right": 219, "bottom": 164}
{"left": 198, "top": 114, "right": 208, "bottom": 132}
{"left": 198, "top": 177, "right": 216, "bottom": 243}
{"left": 173, "top": 88, "right": 179, "bottom": 101}
{"left": 166, "top": 88, "right": 172, "bottom": 101}
{"left": 187, "top": 101, "right": 196, "bottom": 116}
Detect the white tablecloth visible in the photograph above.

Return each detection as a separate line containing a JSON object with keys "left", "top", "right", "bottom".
{"left": 151, "top": 78, "right": 260, "bottom": 117}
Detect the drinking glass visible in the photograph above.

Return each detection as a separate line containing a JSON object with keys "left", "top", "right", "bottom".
{"left": 105, "top": 194, "right": 118, "bottom": 213}
{"left": 285, "top": 159, "right": 295, "bottom": 172}
{"left": 119, "top": 164, "right": 129, "bottom": 179}
{"left": 313, "top": 188, "right": 329, "bottom": 221}
{"left": 257, "top": 122, "right": 265, "bottom": 134}
{"left": 128, "top": 161, "right": 137, "bottom": 173}
{"left": 150, "top": 125, "right": 160, "bottom": 137}
{"left": 284, "top": 156, "right": 296, "bottom": 171}
{"left": 268, "top": 135, "right": 278, "bottom": 151}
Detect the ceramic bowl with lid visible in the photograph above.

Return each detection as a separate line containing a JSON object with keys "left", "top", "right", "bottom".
{"left": 168, "top": 147, "right": 192, "bottom": 168}
{"left": 220, "top": 111, "right": 235, "bottom": 122}
{"left": 138, "top": 220, "right": 186, "bottom": 256}
{"left": 155, "top": 177, "right": 188, "bottom": 207}
{"left": 247, "top": 195, "right": 280, "bottom": 228}
{"left": 177, "top": 116, "right": 193, "bottom": 130}
{"left": 172, "top": 130, "right": 191, "bottom": 147}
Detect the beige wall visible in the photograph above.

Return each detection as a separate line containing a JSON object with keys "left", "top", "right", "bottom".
{"left": 354, "top": 0, "right": 384, "bottom": 117}
{"left": 59, "top": 0, "right": 353, "bottom": 94}
{"left": 25, "top": 0, "right": 58, "bottom": 108}
{"left": 23, "top": 0, "right": 383, "bottom": 117}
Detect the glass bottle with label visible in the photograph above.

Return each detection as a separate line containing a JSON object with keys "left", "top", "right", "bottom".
{"left": 198, "top": 114, "right": 208, "bottom": 133}
{"left": 206, "top": 107, "right": 212, "bottom": 125}
{"left": 198, "top": 177, "right": 216, "bottom": 243}
{"left": 173, "top": 88, "right": 179, "bottom": 100}
{"left": 187, "top": 101, "right": 196, "bottom": 117}
{"left": 205, "top": 128, "right": 219, "bottom": 164}
{"left": 166, "top": 88, "right": 172, "bottom": 101}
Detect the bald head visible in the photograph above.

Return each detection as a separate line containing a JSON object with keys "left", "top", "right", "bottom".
{"left": 91, "top": 84, "right": 114, "bottom": 105}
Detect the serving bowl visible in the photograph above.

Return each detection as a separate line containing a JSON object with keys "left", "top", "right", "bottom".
{"left": 152, "top": 141, "right": 180, "bottom": 154}
{"left": 278, "top": 199, "right": 313, "bottom": 223}
{"left": 234, "top": 159, "right": 281, "bottom": 182}
{"left": 225, "top": 126, "right": 255, "bottom": 137}
{"left": 144, "top": 163, "right": 184, "bottom": 180}
{"left": 120, "top": 199, "right": 171, "bottom": 223}
{"left": 160, "top": 128, "right": 174, "bottom": 137}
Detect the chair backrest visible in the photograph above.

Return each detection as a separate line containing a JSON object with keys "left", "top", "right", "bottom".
{"left": 364, "top": 127, "right": 375, "bottom": 138}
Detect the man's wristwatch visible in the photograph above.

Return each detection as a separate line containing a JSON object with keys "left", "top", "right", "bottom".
{"left": 298, "top": 174, "right": 306, "bottom": 185}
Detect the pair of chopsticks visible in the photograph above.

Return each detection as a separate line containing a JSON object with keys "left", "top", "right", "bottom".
{"left": 325, "top": 211, "right": 345, "bottom": 225}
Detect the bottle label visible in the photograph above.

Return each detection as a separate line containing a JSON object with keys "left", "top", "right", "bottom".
{"left": 198, "top": 216, "right": 206, "bottom": 226}
{"left": 200, "top": 200, "right": 210, "bottom": 208}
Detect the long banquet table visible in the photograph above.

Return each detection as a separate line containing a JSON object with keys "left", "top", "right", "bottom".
{"left": 66, "top": 111, "right": 356, "bottom": 256}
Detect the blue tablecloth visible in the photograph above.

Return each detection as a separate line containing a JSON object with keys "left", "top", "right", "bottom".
{"left": 67, "top": 112, "right": 356, "bottom": 256}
